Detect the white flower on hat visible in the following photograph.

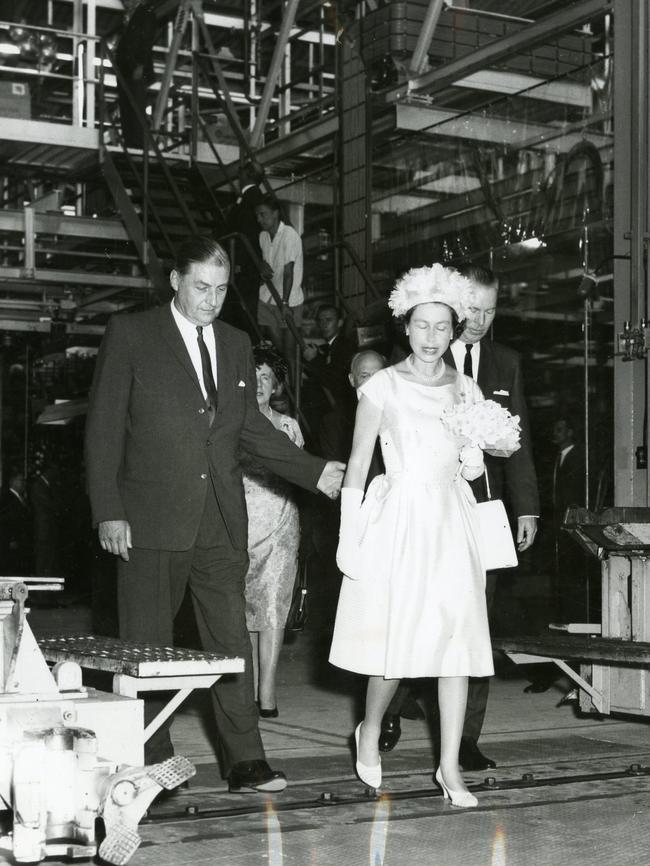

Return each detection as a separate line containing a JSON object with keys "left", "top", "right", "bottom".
{"left": 388, "top": 263, "right": 474, "bottom": 319}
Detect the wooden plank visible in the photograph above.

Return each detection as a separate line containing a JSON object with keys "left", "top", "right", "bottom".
{"left": 493, "top": 634, "right": 650, "bottom": 664}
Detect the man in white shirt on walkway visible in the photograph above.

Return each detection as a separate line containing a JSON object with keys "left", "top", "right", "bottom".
{"left": 255, "top": 196, "right": 304, "bottom": 367}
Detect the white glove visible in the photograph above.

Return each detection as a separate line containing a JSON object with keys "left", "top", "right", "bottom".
{"left": 459, "top": 444, "right": 484, "bottom": 481}
{"left": 336, "top": 488, "right": 364, "bottom": 580}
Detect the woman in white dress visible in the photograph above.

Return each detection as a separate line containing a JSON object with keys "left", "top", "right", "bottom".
{"left": 329, "top": 264, "right": 493, "bottom": 807}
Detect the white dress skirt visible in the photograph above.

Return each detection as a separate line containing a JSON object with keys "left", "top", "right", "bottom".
{"left": 329, "top": 366, "right": 494, "bottom": 679}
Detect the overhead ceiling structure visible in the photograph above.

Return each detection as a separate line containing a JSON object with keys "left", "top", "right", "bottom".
{"left": 347, "top": 0, "right": 614, "bottom": 381}
{"left": 0, "top": 0, "right": 614, "bottom": 387}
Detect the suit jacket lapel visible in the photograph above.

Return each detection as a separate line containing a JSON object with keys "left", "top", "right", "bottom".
{"left": 212, "top": 320, "right": 236, "bottom": 416}
{"left": 158, "top": 305, "right": 204, "bottom": 395}
{"left": 476, "top": 340, "right": 496, "bottom": 393}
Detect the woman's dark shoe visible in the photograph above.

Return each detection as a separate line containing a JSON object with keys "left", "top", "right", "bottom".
{"left": 258, "top": 703, "right": 279, "bottom": 718}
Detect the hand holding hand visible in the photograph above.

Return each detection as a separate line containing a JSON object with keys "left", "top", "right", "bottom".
{"left": 98, "top": 520, "right": 132, "bottom": 562}
{"left": 459, "top": 444, "right": 484, "bottom": 481}
{"left": 317, "top": 461, "right": 345, "bottom": 500}
{"left": 517, "top": 515, "right": 538, "bottom": 552}
{"left": 336, "top": 488, "right": 363, "bottom": 580}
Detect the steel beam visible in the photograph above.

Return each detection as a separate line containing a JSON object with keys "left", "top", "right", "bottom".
{"left": 393, "top": 103, "right": 611, "bottom": 153}
{"left": 384, "top": 0, "right": 613, "bottom": 102}
{"left": 0, "top": 267, "right": 150, "bottom": 289}
{"left": 612, "top": 0, "right": 650, "bottom": 506}
{"left": 0, "top": 320, "right": 106, "bottom": 335}
{"left": 250, "top": 0, "right": 301, "bottom": 149}
{"left": 0, "top": 210, "right": 129, "bottom": 240}
{"left": 409, "top": 0, "right": 446, "bottom": 76}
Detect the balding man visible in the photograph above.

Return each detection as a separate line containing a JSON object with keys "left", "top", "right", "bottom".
{"left": 319, "top": 349, "right": 386, "bottom": 463}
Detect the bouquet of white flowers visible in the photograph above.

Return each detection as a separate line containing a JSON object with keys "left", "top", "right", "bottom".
{"left": 442, "top": 399, "right": 521, "bottom": 458}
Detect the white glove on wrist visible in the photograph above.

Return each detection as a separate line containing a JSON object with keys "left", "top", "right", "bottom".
{"left": 336, "top": 488, "right": 364, "bottom": 580}
{"left": 459, "top": 444, "right": 484, "bottom": 481}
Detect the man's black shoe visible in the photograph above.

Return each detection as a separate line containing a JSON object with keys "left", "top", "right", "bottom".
{"left": 378, "top": 715, "right": 402, "bottom": 753}
{"left": 228, "top": 759, "right": 287, "bottom": 793}
{"left": 400, "top": 693, "right": 425, "bottom": 721}
{"left": 523, "top": 680, "right": 553, "bottom": 693}
{"left": 459, "top": 737, "right": 496, "bottom": 771}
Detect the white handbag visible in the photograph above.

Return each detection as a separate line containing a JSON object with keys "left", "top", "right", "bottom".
{"left": 475, "top": 469, "right": 518, "bottom": 570}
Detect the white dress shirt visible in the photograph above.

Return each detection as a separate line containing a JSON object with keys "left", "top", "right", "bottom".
{"left": 170, "top": 300, "right": 218, "bottom": 400}
{"left": 258, "top": 221, "right": 304, "bottom": 307}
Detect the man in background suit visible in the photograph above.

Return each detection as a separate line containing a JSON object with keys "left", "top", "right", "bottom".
{"left": 379, "top": 263, "right": 540, "bottom": 770}
{"left": 319, "top": 349, "right": 385, "bottom": 462}
{"left": 30, "top": 463, "right": 64, "bottom": 577}
{"left": 114, "top": 0, "right": 158, "bottom": 149}
{"left": 0, "top": 468, "right": 30, "bottom": 575}
{"left": 85, "top": 236, "right": 344, "bottom": 794}
{"left": 304, "top": 305, "right": 357, "bottom": 412}
{"left": 221, "top": 161, "right": 265, "bottom": 338}
{"left": 551, "top": 415, "right": 588, "bottom": 622}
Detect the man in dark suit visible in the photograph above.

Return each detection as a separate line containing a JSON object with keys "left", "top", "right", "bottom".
{"left": 85, "top": 236, "right": 344, "bottom": 793}
{"left": 114, "top": 0, "right": 158, "bottom": 149}
{"left": 0, "top": 468, "right": 31, "bottom": 575}
{"left": 221, "top": 161, "right": 265, "bottom": 338}
{"left": 302, "top": 305, "right": 357, "bottom": 445}
{"left": 30, "top": 463, "right": 65, "bottom": 577}
{"left": 550, "top": 415, "right": 588, "bottom": 622}
{"left": 379, "top": 263, "right": 540, "bottom": 770}
{"left": 319, "top": 349, "right": 385, "bottom": 463}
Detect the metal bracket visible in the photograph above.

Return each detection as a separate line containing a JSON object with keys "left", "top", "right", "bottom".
{"left": 617, "top": 320, "right": 650, "bottom": 361}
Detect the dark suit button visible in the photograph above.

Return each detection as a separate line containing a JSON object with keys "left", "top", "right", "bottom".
{"left": 206, "top": 440, "right": 211, "bottom": 447}
{"left": 200, "top": 473, "right": 207, "bottom": 480}
{"left": 198, "top": 408, "right": 205, "bottom": 414}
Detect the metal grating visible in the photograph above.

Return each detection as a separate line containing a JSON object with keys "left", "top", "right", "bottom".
{"left": 38, "top": 634, "right": 244, "bottom": 677}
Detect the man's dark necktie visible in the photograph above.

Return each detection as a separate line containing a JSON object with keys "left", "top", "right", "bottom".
{"left": 463, "top": 343, "right": 473, "bottom": 378}
{"left": 196, "top": 325, "right": 218, "bottom": 424}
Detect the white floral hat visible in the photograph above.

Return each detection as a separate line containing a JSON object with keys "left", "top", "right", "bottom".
{"left": 388, "top": 263, "right": 474, "bottom": 319}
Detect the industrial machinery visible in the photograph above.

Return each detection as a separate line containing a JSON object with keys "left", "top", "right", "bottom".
{"left": 0, "top": 577, "right": 195, "bottom": 865}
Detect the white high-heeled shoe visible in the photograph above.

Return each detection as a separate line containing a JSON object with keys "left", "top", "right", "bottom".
{"left": 435, "top": 768, "right": 478, "bottom": 808}
{"left": 354, "top": 723, "right": 382, "bottom": 789}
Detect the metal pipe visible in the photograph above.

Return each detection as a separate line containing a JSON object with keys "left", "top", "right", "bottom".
{"left": 582, "top": 208, "right": 590, "bottom": 511}
{"left": 23, "top": 345, "right": 29, "bottom": 482}
{"left": 86, "top": 0, "right": 97, "bottom": 128}
{"left": 410, "top": 0, "right": 446, "bottom": 76}
{"left": 249, "top": 0, "right": 301, "bottom": 149}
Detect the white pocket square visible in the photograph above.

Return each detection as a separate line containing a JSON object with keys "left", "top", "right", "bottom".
{"left": 238, "top": 380, "right": 246, "bottom": 388}
{"left": 493, "top": 389, "right": 509, "bottom": 396}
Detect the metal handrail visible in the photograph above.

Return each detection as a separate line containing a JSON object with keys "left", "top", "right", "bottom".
{"left": 335, "top": 238, "right": 381, "bottom": 300}
{"left": 218, "top": 231, "right": 311, "bottom": 433}
{"left": 217, "top": 231, "right": 306, "bottom": 353}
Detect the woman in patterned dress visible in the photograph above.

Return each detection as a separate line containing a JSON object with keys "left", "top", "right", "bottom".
{"left": 242, "top": 343, "right": 303, "bottom": 717}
